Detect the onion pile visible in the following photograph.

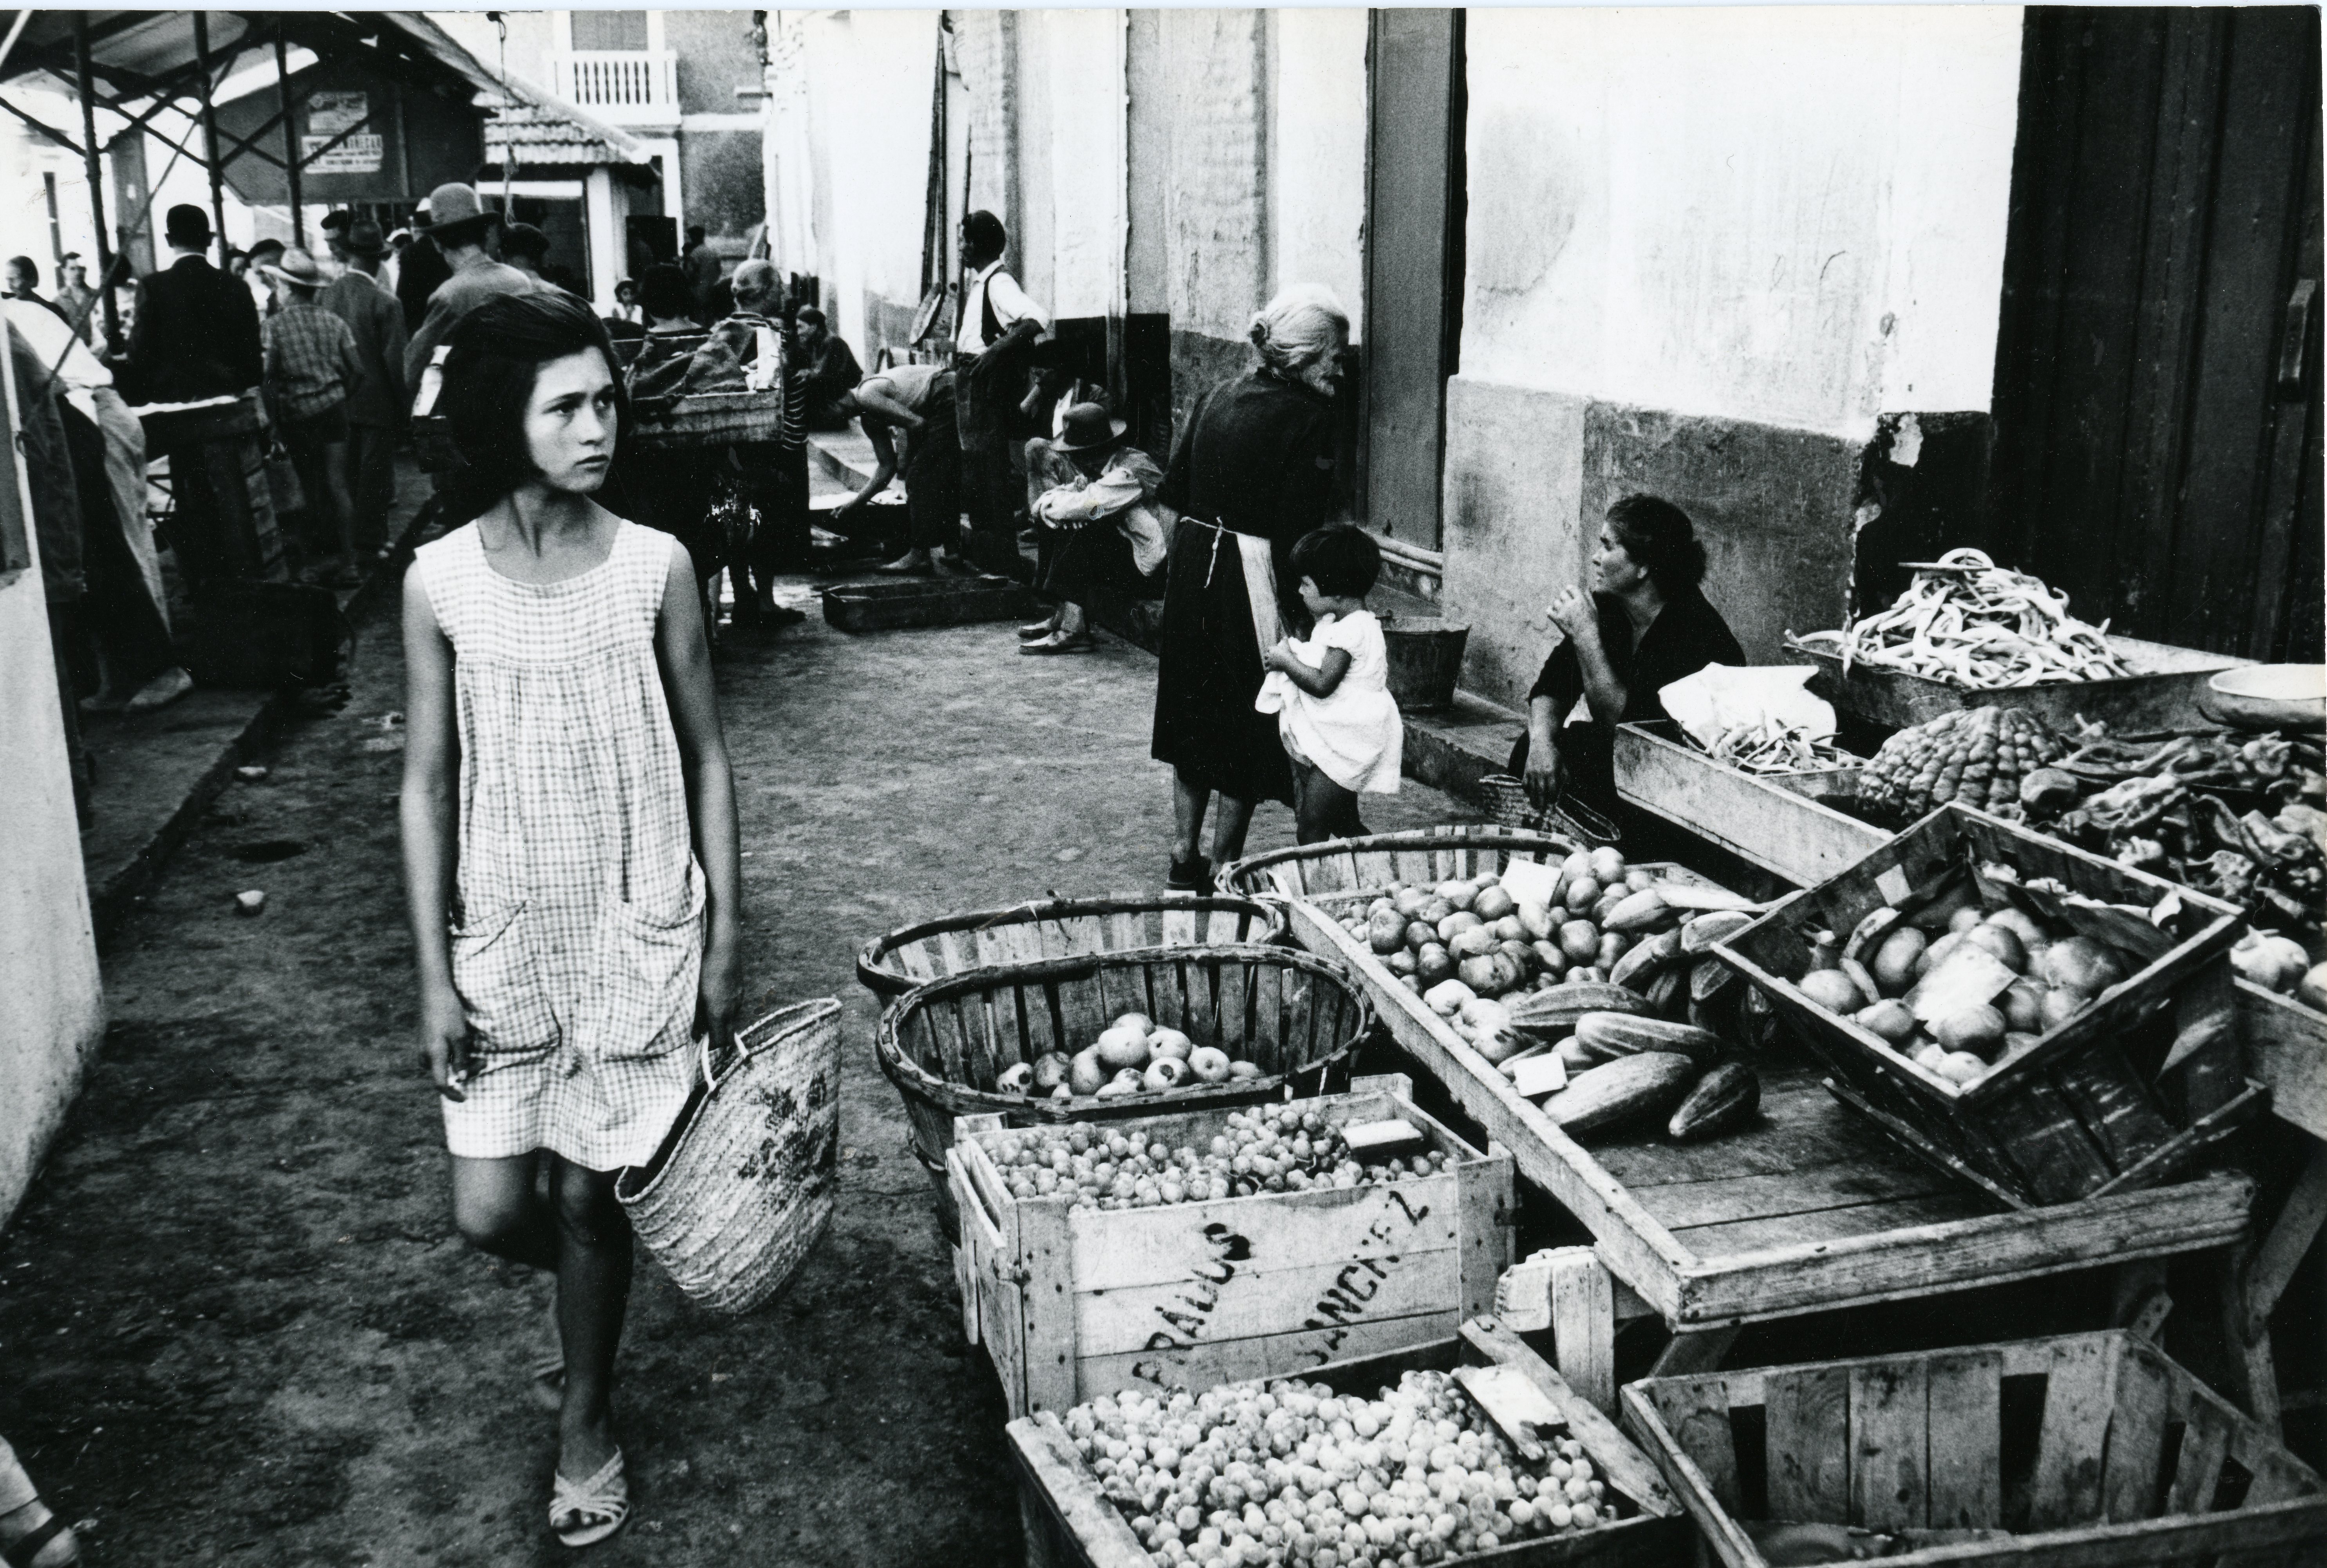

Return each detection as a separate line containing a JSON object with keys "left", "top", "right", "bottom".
{"left": 1064, "top": 1368, "right": 1617, "bottom": 1566}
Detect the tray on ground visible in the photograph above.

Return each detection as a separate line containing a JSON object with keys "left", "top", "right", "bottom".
{"left": 820, "top": 573, "right": 1034, "bottom": 632}
{"left": 1283, "top": 899, "right": 2255, "bottom": 1331}
{"left": 1613, "top": 720, "right": 1886, "bottom": 888}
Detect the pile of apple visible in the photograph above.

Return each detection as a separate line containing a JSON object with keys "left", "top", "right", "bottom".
{"left": 1799, "top": 899, "right": 2135, "bottom": 1087}
{"left": 1068, "top": 1367, "right": 1617, "bottom": 1568}
{"left": 992, "top": 1011, "right": 1264, "bottom": 1103}
{"left": 1333, "top": 846, "right": 1664, "bottom": 1004}
{"left": 985, "top": 1105, "right": 1455, "bottom": 1212}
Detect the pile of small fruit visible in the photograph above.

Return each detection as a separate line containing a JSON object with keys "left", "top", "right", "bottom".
{"left": 983, "top": 1106, "right": 1456, "bottom": 1212}
{"left": 993, "top": 1012, "right": 1264, "bottom": 1103}
{"left": 1064, "top": 1367, "right": 1619, "bottom": 1567}
{"left": 1332, "top": 846, "right": 1687, "bottom": 1008}
{"left": 1788, "top": 887, "right": 2143, "bottom": 1086}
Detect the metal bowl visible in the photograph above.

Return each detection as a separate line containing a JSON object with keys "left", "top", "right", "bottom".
{"left": 2202, "top": 665, "right": 2327, "bottom": 731}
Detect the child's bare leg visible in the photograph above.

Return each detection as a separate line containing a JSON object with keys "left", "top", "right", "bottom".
{"left": 549, "top": 1157, "right": 630, "bottom": 1479}
{"left": 450, "top": 1153, "right": 558, "bottom": 1270}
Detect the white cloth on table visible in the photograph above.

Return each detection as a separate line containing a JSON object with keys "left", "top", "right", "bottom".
{"left": 414, "top": 518, "right": 704, "bottom": 1172}
{"left": 1256, "top": 609, "right": 1403, "bottom": 795}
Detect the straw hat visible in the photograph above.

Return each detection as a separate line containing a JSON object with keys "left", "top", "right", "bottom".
{"left": 258, "top": 248, "right": 327, "bottom": 291}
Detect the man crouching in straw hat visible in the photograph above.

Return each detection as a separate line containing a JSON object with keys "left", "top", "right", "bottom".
{"left": 1016, "top": 402, "right": 1169, "bottom": 656}
{"left": 260, "top": 247, "right": 364, "bottom": 587}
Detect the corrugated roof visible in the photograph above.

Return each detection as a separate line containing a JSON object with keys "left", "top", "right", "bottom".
{"left": 482, "top": 100, "right": 640, "bottom": 171}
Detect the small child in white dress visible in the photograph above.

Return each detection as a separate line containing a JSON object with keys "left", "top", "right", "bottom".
{"left": 1257, "top": 525, "right": 1404, "bottom": 843}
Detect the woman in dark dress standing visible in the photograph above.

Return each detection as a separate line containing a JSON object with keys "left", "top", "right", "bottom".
{"left": 1151, "top": 285, "right": 1349, "bottom": 889}
{"left": 1512, "top": 494, "right": 1745, "bottom": 849}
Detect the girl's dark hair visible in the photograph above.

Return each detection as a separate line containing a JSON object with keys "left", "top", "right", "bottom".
{"left": 1605, "top": 493, "right": 1707, "bottom": 593}
{"left": 439, "top": 291, "right": 628, "bottom": 524}
{"left": 1289, "top": 524, "right": 1381, "bottom": 599}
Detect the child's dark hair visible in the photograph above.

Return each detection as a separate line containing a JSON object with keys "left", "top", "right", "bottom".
{"left": 439, "top": 291, "right": 629, "bottom": 524}
{"left": 1290, "top": 524, "right": 1381, "bottom": 599}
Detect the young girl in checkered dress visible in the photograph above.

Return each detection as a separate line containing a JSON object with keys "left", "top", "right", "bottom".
{"left": 399, "top": 291, "right": 740, "bottom": 1548}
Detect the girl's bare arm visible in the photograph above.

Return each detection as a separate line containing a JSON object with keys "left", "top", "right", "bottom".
{"left": 1265, "top": 643, "right": 1353, "bottom": 699}
{"left": 398, "top": 570, "right": 470, "bottom": 1099}
{"left": 654, "top": 542, "right": 743, "bottom": 1046}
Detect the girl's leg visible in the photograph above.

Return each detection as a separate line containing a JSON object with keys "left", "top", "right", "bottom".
{"left": 548, "top": 1156, "right": 631, "bottom": 1480}
{"left": 450, "top": 1153, "right": 557, "bottom": 1270}
{"left": 1172, "top": 771, "right": 1211, "bottom": 863}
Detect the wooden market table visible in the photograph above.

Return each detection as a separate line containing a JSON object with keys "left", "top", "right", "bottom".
{"left": 1279, "top": 897, "right": 2257, "bottom": 1408}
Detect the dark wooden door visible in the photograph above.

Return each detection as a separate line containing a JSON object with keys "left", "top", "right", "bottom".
{"left": 1989, "top": 7, "right": 2323, "bottom": 663}
{"left": 1361, "top": 9, "right": 1465, "bottom": 551}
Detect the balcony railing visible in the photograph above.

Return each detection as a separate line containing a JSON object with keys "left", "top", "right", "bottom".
{"left": 553, "top": 51, "right": 678, "bottom": 125}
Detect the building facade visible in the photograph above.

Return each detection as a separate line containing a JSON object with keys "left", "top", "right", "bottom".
{"left": 763, "top": 7, "right": 2322, "bottom": 708}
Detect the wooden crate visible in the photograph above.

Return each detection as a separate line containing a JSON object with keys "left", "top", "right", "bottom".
{"left": 1622, "top": 1329, "right": 2327, "bottom": 1568}
{"left": 1713, "top": 804, "right": 2259, "bottom": 1207}
{"left": 820, "top": 574, "right": 1034, "bottom": 632}
{"left": 1263, "top": 855, "right": 2254, "bottom": 1338}
{"left": 1613, "top": 721, "right": 1887, "bottom": 888}
{"left": 856, "top": 894, "right": 1287, "bottom": 1001}
{"left": 952, "top": 1076, "right": 1514, "bottom": 1419}
{"left": 1791, "top": 632, "right": 2251, "bottom": 733}
{"left": 2243, "top": 979, "right": 2327, "bottom": 1143}
{"left": 878, "top": 945, "right": 1372, "bottom": 1234}
{"left": 1009, "top": 1316, "right": 1690, "bottom": 1568}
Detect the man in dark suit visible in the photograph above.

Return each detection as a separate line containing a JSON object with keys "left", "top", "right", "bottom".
{"left": 121, "top": 204, "right": 262, "bottom": 408}
{"left": 122, "top": 205, "right": 278, "bottom": 594}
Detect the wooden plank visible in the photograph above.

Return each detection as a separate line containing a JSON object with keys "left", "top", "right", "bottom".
{"left": 1670, "top": 1173, "right": 2253, "bottom": 1328}
{"left": 1636, "top": 1163, "right": 1964, "bottom": 1230}
{"left": 1849, "top": 1358, "right": 1931, "bottom": 1532}
{"left": 2246, "top": 1143, "right": 2327, "bottom": 1332}
{"left": 1765, "top": 1365, "right": 1851, "bottom": 1524}
{"left": 2101, "top": 1342, "right": 2173, "bottom": 1523}
{"left": 1159, "top": 903, "right": 1198, "bottom": 947}
{"left": 2028, "top": 1334, "right": 2119, "bottom": 1531}
{"left": 895, "top": 938, "right": 939, "bottom": 983}
{"left": 1455, "top": 1362, "right": 1562, "bottom": 1461}
{"left": 2165, "top": 1398, "right": 2231, "bottom": 1515}
{"left": 1675, "top": 1192, "right": 2000, "bottom": 1258}
{"left": 1926, "top": 1349, "right": 2004, "bottom": 1531}
{"left": 1006, "top": 1415, "right": 1154, "bottom": 1568}
{"left": 1071, "top": 1239, "right": 1459, "bottom": 1357}
{"left": 1071, "top": 1309, "right": 1461, "bottom": 1403}
{"left": 1648, "top": 1378, "right": 1743, "bottom": 1514}
{"left": 1620, "top": 1387, "right": 1766, "bottom": 1568}
{"left": 2241, "top": 981, "right": 2327, "bottom": 1142}
{"left": 1650, "top": 1328, "right": 1739, "bottom": 1380}
{"left": 1463, "top": 1316, "right": 1684, "bottom": 1518}
{"left": 1613, "top": 720, "right": 1885, "bottom": 888}
{"left": 1017, "top": 1196, "right": 1078, "bottom": 1417}
{"left": 1065, "top": 1170, "right": 1463, "bottom": 1293}
{"left": 1547, "top": 1246, "right": 1617, "bottom": 1412}
{"left": 1456, "top": 1143, "right": 1517, "bottom": 1322}
{"left": 1875, "top": 1499, "right": 2327, "bottom": 1567}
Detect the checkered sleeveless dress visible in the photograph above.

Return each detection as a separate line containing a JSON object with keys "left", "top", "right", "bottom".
{"left": 415, "top": 518, "right": 704, "bottom": 1172}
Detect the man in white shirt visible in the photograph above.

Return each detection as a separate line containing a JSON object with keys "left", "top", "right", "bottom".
{"left": 5, "top": 293, "right": 190, "bottom": 710}
{"left": 953, "top": 209, "right": 1050, "bottom": 560}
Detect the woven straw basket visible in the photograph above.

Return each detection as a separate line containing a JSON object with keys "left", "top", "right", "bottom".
{"left": 616, "top": 997, "right": 843, "bottom": 1315}
{"left": 1475, "top": 773, "right": 1622, "bottom": 846}
{"left": 855, "top": 892, "right": 1286, "bottom": 1001}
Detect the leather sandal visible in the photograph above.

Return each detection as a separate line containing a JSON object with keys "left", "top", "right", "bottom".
{"left": 1018, "top": 619, "right": 1060, "bottom": 641}
{"left": 549, "top": 1449, "right": 628, "bottom": 1548}
{"left": 0, "top": 1505, "right": 79, "bottom": 1568}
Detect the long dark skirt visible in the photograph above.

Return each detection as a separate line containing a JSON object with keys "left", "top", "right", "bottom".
{"left": 1151, "top": 524, "right": 1292, "bottom": 806}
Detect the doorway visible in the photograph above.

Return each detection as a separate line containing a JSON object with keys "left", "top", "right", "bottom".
{"left": 1987, "top": 6, "right": 2323, "bottom": 662}
{"left": 1361, "top": 9, "right": 1466, "bottom": 555}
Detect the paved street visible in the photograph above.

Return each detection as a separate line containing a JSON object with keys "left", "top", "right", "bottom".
{"left": 0, "top": 571, "right": 1471, "bottom": 1566}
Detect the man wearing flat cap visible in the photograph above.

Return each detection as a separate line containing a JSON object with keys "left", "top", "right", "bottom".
{"left": 320, "top": 219, "right": 408, "bottom": 556}
{"left": 402, "top": 183, "right": 534, "bottom": 386}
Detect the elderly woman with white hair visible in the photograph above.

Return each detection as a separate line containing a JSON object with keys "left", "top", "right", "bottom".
{"left": 1151, "top": 283, "right": 1350, "bottom": 889}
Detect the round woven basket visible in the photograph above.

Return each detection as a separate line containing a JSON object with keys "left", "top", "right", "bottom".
{"left": 1217, "top": 824, "right": 1585, "bottom": 903}
{"left": 856, "top": 893, "right": 1288, "bottom": 1001}
{"left": 1474, "top": 775, "right": 1622, "bottom": 847}
{"left": 615, "top": 997, "right": 843, "bottom": 1315}
{"left": 876, "top": 944, "right": 1372, "bottom": 1233}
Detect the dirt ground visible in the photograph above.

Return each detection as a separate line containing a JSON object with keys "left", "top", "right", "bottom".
{"left": 0, "top": 572, "right": 1474, "bottom": 1566}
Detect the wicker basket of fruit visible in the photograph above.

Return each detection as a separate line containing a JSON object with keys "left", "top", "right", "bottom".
{"left": 856, "top": 893, "right": 1287, "bottom": 1001}
{"left": 876, "top": 944, "right": 1371, "bottom": 1230}
{"left": 1712, "top": 803, "right": 2260, "bottom": 1207}
{"left": 1221, "top": 825, "right": 1583, "bottom": 903}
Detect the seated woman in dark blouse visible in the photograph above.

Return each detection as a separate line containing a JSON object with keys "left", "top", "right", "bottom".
{"left": 1512, "top": 495, "right": 1744, "bottom": 833}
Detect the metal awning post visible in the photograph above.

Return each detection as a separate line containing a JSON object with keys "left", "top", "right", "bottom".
{"left": 275, "top": 28, "right": 302, "bottom": 247}
{"left": 193, "top": 15, "right": 230, "bottom": 267}
{"left": 72, "top": 16, "right": 118, "bottom": 345}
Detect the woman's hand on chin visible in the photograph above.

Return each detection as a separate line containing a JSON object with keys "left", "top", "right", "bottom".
{"left": 1548, "top": 586, "right": 1597, "bottom": 645}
